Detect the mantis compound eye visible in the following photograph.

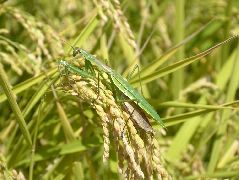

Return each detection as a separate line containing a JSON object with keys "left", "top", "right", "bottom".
{"left": 72, "top": 47, "right": 80, "bottom": 57}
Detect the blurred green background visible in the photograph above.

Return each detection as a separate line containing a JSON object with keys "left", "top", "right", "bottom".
{"left": 0, "top": 0, "right": 239, "bottom": 179}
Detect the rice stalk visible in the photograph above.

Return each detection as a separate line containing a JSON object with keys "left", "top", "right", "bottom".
{"left": 58, "top": 66, "right": 170, "bottom": 179}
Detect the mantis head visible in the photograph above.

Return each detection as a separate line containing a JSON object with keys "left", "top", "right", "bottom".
{"left": 72, "top": 47, "right": 81, "bottom": 57}
{"left": 73, "top": 47, "right": 88, "bottom": 57}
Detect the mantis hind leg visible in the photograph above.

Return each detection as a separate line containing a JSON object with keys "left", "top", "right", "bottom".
{"left": 85, "top": 60, "right": 96, "bottom": 76}
{"left": 83, "top": 60, "right": 102, "bottom": 101}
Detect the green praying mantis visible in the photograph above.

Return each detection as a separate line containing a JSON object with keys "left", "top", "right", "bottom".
{"left": 58, "top": 46, "right": 165, "bottom": 132}
{"left": 58, "top": 59, "right": 155, "bottom": 133}
{"left": 71, "top": 48, "right": 165, "bottom": 128}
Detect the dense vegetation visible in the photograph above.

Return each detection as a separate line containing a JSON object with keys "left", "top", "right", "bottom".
{"left": 0, "top": 0, "right": 239, "bottom": 179}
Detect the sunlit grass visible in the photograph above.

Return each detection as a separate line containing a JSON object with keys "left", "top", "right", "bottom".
{"left": 0, "top": 0, "right": 239, "bottom": 179}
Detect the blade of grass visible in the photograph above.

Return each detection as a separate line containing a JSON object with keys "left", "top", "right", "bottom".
{"left": 42, "top": 139, "right": 101, "bottom": 179}
{"left": 52, "top": 85, "right": 76, "bottom": 142}
{"left": 7, "top": 101, "right": 55, "bottom": 167}
{"left": 130, "top": 35, "right": 238, "bottom": 87}
{"left": 216, "top": 50, "right": 237, "bottom": 89}
{"left": 29, "top": 99, "right": 42, "bottom": 180}
{"left": 0, "top": 67, "right": 57, "bottom": 103}
{"left": 185, "top": 170, "right": 239, "bottom": 179}
{"left": 156, "top": 101, "right": 238, "bottom": 110}
{"left": 165, "top": 98, "right": 205, "bottom": 162}
{"left": 155, "top": 100, "right": 239, "bottom": 127}
{"left": 0, "top": 63, "right": 32, "bottom": 146}
{"left": 129, "top": 19, "right": 215, "bottom": 82}
{"left": 22, "top": 75, "right": 59, "bottom": 117}
{"left": 171, "top": 0, "right": 185, "bottom": 98}
{"left": 221, "top": 0, "right": 234, "bottom": 65}
{"left": 217, "top": 140, "right": 239, "bottom": 168}
{"left": 6, "top": 74, "right": 58, "bottom": 166}
{"left": 7, "top": 85, "right": 56, "bottom": 167}
{"left": 16, "top": 139, "right": 101, "bottom": 167}
{"left": 68, "top": 13, "right": 99, "bottom": 53}
{"left": 118, "top": 32, "right": 138, "bottom": 69}
{"left": 60, "top": 8, "right": 97, "bottom": 36}
{"left": 207, "top": 42, "right": 239, "bottom": 172}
